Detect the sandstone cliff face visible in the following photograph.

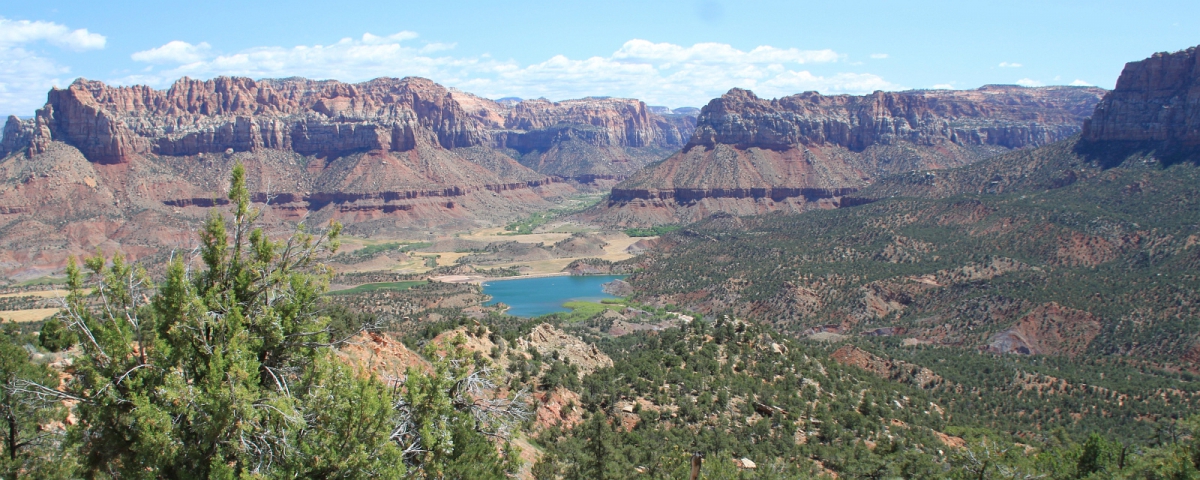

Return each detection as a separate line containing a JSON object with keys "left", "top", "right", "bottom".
{"left": 690, "top": 86, "right": 1101, "bottom": 152}
{"left": 0, "top": 117, "right": 32, "bottom": 159}
{"left": 12, "top": 76, "right": 694, "bottom": 177}
{"left": 1082, "top": 46, "right": 1200, "bottom": 152}
{"left": 25, "top": 76, "right": 484, "bottom": 163}
{"left": 596, "top": 85, "right": 1106, "bottom": 226}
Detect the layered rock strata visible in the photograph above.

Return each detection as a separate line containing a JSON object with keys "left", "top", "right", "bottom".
{"left": 14, "top": 76, "right": 694, "bottom": 177}
{"left": 1082, "top": 45, "right": 1200, "bottom": 157}
{"left": 596, "top": 85, "right": 1107, "bottom": 225}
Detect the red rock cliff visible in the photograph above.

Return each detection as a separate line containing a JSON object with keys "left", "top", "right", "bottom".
{"left": 14, "top": 76, "right": 694, "bottom": 177}
{"left": 689, "top": 85, "right": 1103, "bottom": 152}
{"left": 597, "top": 85, "right": 1106, "bottom": 226}
{"left": 1082, "top": 45, "right": 1200, "bottom": 150}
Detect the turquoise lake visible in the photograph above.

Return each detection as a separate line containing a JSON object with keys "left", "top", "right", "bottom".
{"left": 482, "top": 275, "right": 627, "bottom": 317}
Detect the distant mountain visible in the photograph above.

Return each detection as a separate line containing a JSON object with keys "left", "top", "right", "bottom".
{"left": 0, "top": 76, "right": 693, "bottom": 278}
{"left": 590, "top": 85, "right": 1107, "bottom": 226}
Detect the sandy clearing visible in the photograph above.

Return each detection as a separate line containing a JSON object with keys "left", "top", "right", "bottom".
{"left": 0, "top": 289, "right": 70, "bottom": 299}
{"left": 430, "top": 271, "right": 572, "bottom": 285}
{"left": 460, "top": 227, "right": 574, "bottom": 245}
{"left": 429, "top": 275, "right": 478, "bottom": 283}
{"left": 597, "top": 234, "right": 648, "bottom": 260}
{"left": 478, "top": 272, "right": 570, "bottom": 282}
{"left": 0, "top": 308, "right": 60, "bottom": 323}
{"left": 431, "top": 252, "right": 472, "bottom": 267}
{"left": 808, "top": 332, "right": 849, "bottom": 342}
{"left": 336, "top": 256, "right": 429, "bottom": 274}
{"left": 486, "top": 258, "right": 579, "bottom": 275}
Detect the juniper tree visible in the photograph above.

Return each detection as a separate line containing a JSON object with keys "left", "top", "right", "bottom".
{"left": 55, "top": 163, "right": 405, "bottom": 478}
{"left": 0, "top": 323, "right": 70, "bottom": 478}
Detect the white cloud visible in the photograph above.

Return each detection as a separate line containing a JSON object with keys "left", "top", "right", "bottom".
{"left": 869, "top": 53, "right": 888, "bottom": 59}
{"left": 0, "top": 17, "right": 106, "bottom": 51}
{"left": 762, "top": 71, "right": 894, "bottom": 93}
{"left": 1016, "top": 78, "right": 1042, "bottom": 87}
{"left": 611, "top": 39, "right": 839, "bottom": 65}
{"left": 419, "top": 42, "right": 456, "bottom": 54}
{"left": 931, "top": 84, "right": 954, "bottom": 89}
{"left": 0, "top": 46, "right": 70, "bottom": 116}
{"left": 0, "top": 17, "right": 106, "bottom": 116}
{"left": 361, "top": 31, "right": 418, "bottom": 44}
{"left": 1069, "top": 79, "right": 1093, "bottom": 86}
{"left": 998, "top": 62, "right": 1022, "bottom": 68}
{"left": 110, "top": 35, "right": 896, "bottom": 108}
{"left": 132, "top": 41, "right": 212, "bottom": 64}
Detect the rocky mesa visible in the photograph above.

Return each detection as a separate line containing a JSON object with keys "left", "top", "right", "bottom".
{"left": 0, "top": 76, "right": 694, "bottom": 278}
{"left": 0, "top": 76, "right": 695, "bottom": 178}
{"left": 593, "top": 85, "right": 1107, "bottom": 226}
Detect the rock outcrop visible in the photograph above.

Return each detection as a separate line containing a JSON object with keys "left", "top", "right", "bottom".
{"left": 515, "top": 323, "right": 613, "bottom": 376}
{"left": 594, "top": 85, "right": 1106, "bottom": 225}
{"left": 985, "top": 303, "right": 1101, "bottom": 357}
{"left": 1082, "top": 45, "right": 1200, "bottom": 159}
{"left": 830, "top": 345, "right": 943, "bottom": 389}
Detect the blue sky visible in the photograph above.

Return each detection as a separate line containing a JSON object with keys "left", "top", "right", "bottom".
{"left": 1, "top": 0, "right": 1197, "bottom": 116}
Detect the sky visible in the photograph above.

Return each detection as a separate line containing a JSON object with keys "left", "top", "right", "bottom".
{"left": 1, "top": 0, "right": 1198, "bottom": 116}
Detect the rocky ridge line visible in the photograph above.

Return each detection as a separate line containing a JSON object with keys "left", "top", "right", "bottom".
{"left": 596, "top": 85, "right": 1107, "bottom": 225}
{"left": 2, "top": 76, "right": 695, "bottom": 178}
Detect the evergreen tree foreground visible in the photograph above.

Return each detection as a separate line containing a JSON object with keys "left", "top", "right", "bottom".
{"left": 17, "top": 163, "right": 524, "bottom": 479}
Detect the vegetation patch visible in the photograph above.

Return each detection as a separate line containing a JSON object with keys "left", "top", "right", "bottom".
{"left": 504, "top": 212, "right": 555, "bottom": 235}
{"left": 15, "top": 276, "right": 66, "bottom": 287}
{"left": 335, "top": 241, "right": 433, "bottom": 261}
{"left": 557, "top": 301, "right": 622, "bottom": 321}
{"left": 503, "top": 194, "right": 604, "bottom": 235}
{"left": 623, "top": 225, "right": 681, "bottom": 237}
{"left": 326, "top": 280, "right": 428, "bottom": 296}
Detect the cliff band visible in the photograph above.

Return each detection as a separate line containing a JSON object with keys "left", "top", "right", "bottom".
{"left": 594, "top": 85, "right": 1107, "bottom": 226}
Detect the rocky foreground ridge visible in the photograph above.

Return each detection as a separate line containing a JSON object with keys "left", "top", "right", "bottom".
{"left": 594, "top": 85, "right": 1107, "bottom": 225}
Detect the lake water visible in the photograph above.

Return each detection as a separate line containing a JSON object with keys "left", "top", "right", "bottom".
{"left": 482, "top": 274, "right": 627, "bottom": 317}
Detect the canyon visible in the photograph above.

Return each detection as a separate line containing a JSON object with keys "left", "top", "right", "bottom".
{"left": 0, "top": 76, "right": 695, "bottom": 278}
{"left": 6, "top": 44, "right": 1200, "bottom": 279}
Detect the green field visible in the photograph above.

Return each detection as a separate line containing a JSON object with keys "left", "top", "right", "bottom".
{"left": 623, "top": 225, "right": 681, "bottom": 237}
{"left": 502, "top": 194, "right": 605, "bottom": 235}
{"left": 15, "top": 276, "right": 67, "bottom": 287}
{"left": 557, "top": 300, "right": 622, "bottom": 321}
{"left": 325, "top": 280, "right": 427, "bottom": 296}
{"left": 337, "top": 241, "right": 433, "bottom": 260}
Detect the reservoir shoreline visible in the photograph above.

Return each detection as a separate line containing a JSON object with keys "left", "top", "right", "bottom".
{"left": 481, "top": 274, "right": 628, "bottom": 317}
